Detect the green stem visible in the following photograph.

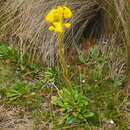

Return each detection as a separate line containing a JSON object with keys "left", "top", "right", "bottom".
{"left": 57, "top": 33, "right": 71, "bottom": 89}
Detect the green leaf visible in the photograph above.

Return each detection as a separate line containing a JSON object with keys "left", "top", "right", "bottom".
{"left": 66, "top": 116, "right": 75, "bottom": 124}
{"left": 85, "top": 112, "right": 95, "bottom": 118}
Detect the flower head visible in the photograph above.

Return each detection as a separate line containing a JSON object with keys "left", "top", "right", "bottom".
{"left": 45, "top": 6, "right": 73, "bottom": 33}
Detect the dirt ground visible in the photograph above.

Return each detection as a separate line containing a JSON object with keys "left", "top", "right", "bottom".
{"left": 0, "top": 105, "right": 33, "bottom": 130}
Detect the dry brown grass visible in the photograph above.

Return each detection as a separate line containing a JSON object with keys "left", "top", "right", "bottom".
{"left": 0, "top": 0, "right": 129, "bottom": 66}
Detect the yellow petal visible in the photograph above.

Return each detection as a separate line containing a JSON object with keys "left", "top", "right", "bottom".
{"left": 64, "top": 23, "right": 71, "bottom": 29}
{"left": 55, "top": 7, "right": 63, "bottom": 22}
{"left": 48, "top": 26, "right": 55, "bottom": 31}
{"left": 53, "top": 22, "right": 64, "bottom": 33}
{"left": 45, "top": 9, "right": 56, "bottom": 23}
{"left": 57, "top": 6, "right": 64, "bottom": 14}
{"left": 63, "top": 7, "right": 73, "bottom": 19}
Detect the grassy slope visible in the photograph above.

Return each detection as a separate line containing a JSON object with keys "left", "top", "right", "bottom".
{"left": 0, "top": 42, "right": 129, "bottom": 130}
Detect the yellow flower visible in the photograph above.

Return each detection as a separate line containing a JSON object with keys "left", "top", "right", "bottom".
{"left": 57, "top": 6, "right": 64, "bottom": 16}
{"left": 57, "top": 6, "right": 64, "bottom": 13}
{"left": 48, "top": 26, "right": 55, "bottom": 31}
{"left": 63, "top": 7, "right": 73, "bottom": 19}
{"left": 48, "top": 22, "right": 71, "bottom": 33}
{"left": 64, "top": 23, "right": 71, "bottom": 29}
{"left": 45, "top": 7, "right": 63, "bottom": 24}
{"left": 53, "top": 22, "right": 64, "bottom": 33}
{"left": 45, "top": 9, "right": 56, "bottom": 23}
{"left": 45, "top": 6, "right": 73, "bottom": 33}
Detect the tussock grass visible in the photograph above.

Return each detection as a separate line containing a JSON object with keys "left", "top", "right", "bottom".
{"left": 0, "top": 0, "right": 129, "bottom": 65}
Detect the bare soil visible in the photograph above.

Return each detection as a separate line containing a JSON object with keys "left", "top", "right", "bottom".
{"left": 0, "top": 105, "right": 33, "bottom": 130}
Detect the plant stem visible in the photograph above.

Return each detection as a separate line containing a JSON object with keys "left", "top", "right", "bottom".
{"left": 57, "top": 33, "right": 71, "bottom": 89}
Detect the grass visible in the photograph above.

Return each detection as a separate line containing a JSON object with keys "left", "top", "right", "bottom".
{"left": 0, "top": 1, "right": 130, "bottom": 129}
{"left": 0, "top": 42, "right": 129, "bottom": 130}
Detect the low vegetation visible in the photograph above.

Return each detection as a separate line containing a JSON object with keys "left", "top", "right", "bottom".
{"left": 0, "top": 0, "right": 130, "bottom": 130}
{"left": 0, "top": 42, "right": 129, "bottom": 129}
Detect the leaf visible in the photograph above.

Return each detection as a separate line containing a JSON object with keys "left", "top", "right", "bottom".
{"left": 66, "top": 116, "right": 75, "bottom": 124}
{"left": 85, "top": 112, "right": 95, "bottom": 118}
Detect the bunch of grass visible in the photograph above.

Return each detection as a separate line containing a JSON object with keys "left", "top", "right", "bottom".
{"left": 0, "top": 0, "right": 129, "bottom": 66}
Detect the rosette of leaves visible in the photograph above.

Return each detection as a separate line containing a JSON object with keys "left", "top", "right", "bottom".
{"left": 51, "top": 88, "right": 94, "bottom": 124}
